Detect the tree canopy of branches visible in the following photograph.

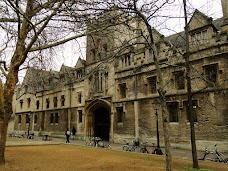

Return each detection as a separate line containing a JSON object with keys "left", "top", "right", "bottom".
{"left": 0, "top": 0, "right": 118, "bottom": 165}
{"left": 0, "top": 0, "right": 175, "bottom": 170}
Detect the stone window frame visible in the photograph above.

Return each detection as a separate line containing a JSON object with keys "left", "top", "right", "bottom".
{"left": 167, "top": 102, "right": 179, "bottom": 123}
{"left": 53, "top": 96, "right": 58, "bottom": 108}
{"left": 60, "top": 74, "right": 65, "bottom": 82}
{"left": 46, "top": 98, "right": 50, "bottom": 109}
{"left": 20, "top": 99, "right": 23, "bottom": 109}
{"left": 191, "top": 29, "right": 209, "bottom": 46}
{"left": 27, "top": 98, "right": 31, "bottom": 108}
{"left": 119, "top": 83, "right": 127, "bottom": 99}
{"left": 36, "top": 100, "right": 40, "bottom": 110}
{"left": 147, "top": 76, "right": 157, "bottom": 94}
{"left": 50, "top": 113, "right": 54, "bottom": 124}
{"left": 121, "top": 54, "right": 131, "bottom": 67}
{"left": 34, "top": 113, "right": 38, "bottom": 125}
{"left": 55, "top": 112, "right": 59, "bottom": 125}
{"left": 174, "top": 70, "right": 185, "bottom": 90}
{"left": 61, "top": 95, "right": 65, "bottom": 107}
{"left": 78, "top": 110, "right": 83, "bottom": 123}
{"left": 78, "top": 92, "right": 82, "bottom": 104}
{"left": 50, "top": 112, "right": 59, "bottom": 125}
{"left": 94, "top": 71, "right": 103, "bottom": 92}
{"left": 203, "top": 63, "right": 218, "bottom": 87}
{"left": 116, "top": 106, "right": 124, "bottom": 123}
{"left": 18, "top": 114, "right": 22, "bottom": 124}
{"left": 26, "top": 114, "right": 30, "bottom": 124}
{"left": 76, "top": 69, "right": 83, "bottom": 79}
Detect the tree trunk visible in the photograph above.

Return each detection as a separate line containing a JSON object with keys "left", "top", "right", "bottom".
{"left": 0, "top": 60, "right": 20, "bottom": 165}
{"left": 183, "top": 0, "right": 199, "bottom": 168}
{"left": 0, "top": 117, "right": 8, "bottom": 165}
{"left": 155, "top": 59, "right": 172, "bottom": 171}
{"left": 160, "top": 101, "right": 172, "bottom": 171}
{"left": 149, "top": 26, "right": 172, "bottom": 171}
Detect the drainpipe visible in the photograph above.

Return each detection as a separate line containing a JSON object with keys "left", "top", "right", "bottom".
{"left": 134, "top": 68, "right": 139, "bottom": 142}
{"left": 68, "top": 81, "right": 72, "bottom": 129}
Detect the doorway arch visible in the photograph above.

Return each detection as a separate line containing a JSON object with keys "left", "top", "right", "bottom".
{"left": 86, "top": 99, "right": 111, "bottom": 141}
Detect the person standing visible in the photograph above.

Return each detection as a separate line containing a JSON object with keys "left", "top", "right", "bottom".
{"left": 65, "top": 129, "right": 70, "bottom": 143}
{"left": 72, "top": 126, "right": 76, "bottom": 140}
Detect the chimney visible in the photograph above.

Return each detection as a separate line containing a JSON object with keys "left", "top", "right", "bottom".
{"left": 221, "top": 0, "right": 228, "bottom": 24}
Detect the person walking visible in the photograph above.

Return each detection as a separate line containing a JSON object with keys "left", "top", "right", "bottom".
{"left": 72, "top": 126, "right": 76, "bottom": 140}
{"left": 65, "top": 129, "right": 70, "bottom": 143}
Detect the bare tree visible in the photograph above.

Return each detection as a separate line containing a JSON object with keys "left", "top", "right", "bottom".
{"left": 0, "top": 0, "right": 119, "bottom": 165}
{"left": 183, "top": 0, "right": 198, "bottom": 168}
{"left": 98, "top": 1, "right": 175, "bottom": 170}
{"left": 0, "top": 1, "right": 206, "bottom": 170}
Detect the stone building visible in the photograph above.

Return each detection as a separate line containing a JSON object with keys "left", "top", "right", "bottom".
{"left": 12, "top": 2, "right": 228, "bottom": 151}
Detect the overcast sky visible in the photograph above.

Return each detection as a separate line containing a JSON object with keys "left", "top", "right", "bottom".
{"left": 156, "top": 0, "right": 223, "bottom": 35}
{"left": 56, "top": 0, "right": 223, "bottom": 71}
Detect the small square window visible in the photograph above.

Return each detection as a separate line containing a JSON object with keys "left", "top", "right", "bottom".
{"left": 46, "top": 98, "right": 50, "bottom": 109}
{"left": 61, "top": 95, "right": 65, "bottom": 106}
{"left": 147, "top": 76, "right": 157, "bottom": 94}
{"left": 53, "top": 97, "right": 58, "bottom": 108}
{"left": 20, "top": 100, "right": 23, "bottom": 109}
{"left": 27, "top": 98, "right": 31, "bottom": 108}
{"left": 174, "top": 71, "right": 185, "bottom": 90}
{"left": 78, "top": 110, "right": 83, "bottom": 123}
{"left": 116, "top": 107, "right": 124, "bottom": 123}
{"left": 18, "top": 115, "right": 22, "bottom": 124}
{"left": 204, "top": 64, "right": 217, "bottom": 87}
{"left": 36, "top": 100, "right": 40, "bottom": 110}
{"left": 55, "top": 113, "right": 59, "bottom": 124}
{"left": 50, "top": 113, "right": 54, "bottom": 124}
{"left": 78, "top": 92, "right": 82, "bottom": 104}
{"left": 119, "top": 83, "right": 126, "bottom": 98}
{"left": 167, "top": 102, "right": 179, "bottom": 122}
{"left": 26, "top": 114, "right": 30, "bottom": 124}
{"left": 34, "top": 113, "right": 38, "bottom": 124}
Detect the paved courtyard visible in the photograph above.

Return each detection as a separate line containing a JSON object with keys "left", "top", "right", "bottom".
{"left": 2, "top": 137, "right": 228, "bottom": 171}
{"left": 5, "top": 136, "right": 228, "bottom": 161}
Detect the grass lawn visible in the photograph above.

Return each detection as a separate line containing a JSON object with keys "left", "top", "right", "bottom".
{"left": 1, "top": 143, "right": 228, "bottom": 171}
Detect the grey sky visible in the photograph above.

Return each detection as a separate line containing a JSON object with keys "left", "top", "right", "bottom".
{"left": 13, "top": 0, "right": 223, "bottom": 83}
{"left": 58, "top": 0, "right": 223, "bottom": 70}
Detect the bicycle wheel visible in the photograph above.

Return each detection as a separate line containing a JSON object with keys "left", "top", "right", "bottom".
{"left": 106, "top": 144, "right": 111, "bottom": 149}
{"left": 140, "top": 148, "right": 147, "bottom": 153}
{"left": 102, "top": 141, "right": 111, "bottom": 149}
{"left": 204, "top": 153, "right": 219, "bottom": 162}
{"left": 133, "top": 146, "right": 140, "bottom": 152}
{"left": 86, "top": 141, "right": 94, "bottom": 146}
{"left": 86, "top": 142, "right": 91, "bottom": 146}
{"left": 123, "top": 145, "right": 129, "bottom": 151}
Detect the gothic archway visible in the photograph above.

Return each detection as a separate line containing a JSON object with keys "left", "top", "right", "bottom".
{"left": 86, "top": 99, "right": 111, "bottom": 141}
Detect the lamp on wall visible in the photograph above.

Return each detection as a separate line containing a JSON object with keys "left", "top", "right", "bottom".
{"left": 152, "top": 99, "right": 163, "bottom": 155}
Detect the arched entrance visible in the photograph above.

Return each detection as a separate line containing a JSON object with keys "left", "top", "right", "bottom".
{"left": 94, "top": 107, "right": 110, "bottom": 140}
{"left": 86, "top": 99, "right": 111, "bottom": 141}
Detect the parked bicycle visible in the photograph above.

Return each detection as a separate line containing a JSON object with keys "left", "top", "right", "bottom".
{"left": 123, "top": 139, "right": 139, "bottom": 152}
{"left": 199, "top": 144, "right": 228, "bottom": 163}
{"left": 140, "top": 141, "right": 156, "bottom": 154}
{"left": 85, "top": 137, "right": 95, "bottom": 146}
{"left": 97, "top": 140, "right": 112, "bottom": 149}
{"left": 86, "top": 137, "right": 111, "bottom": 149}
